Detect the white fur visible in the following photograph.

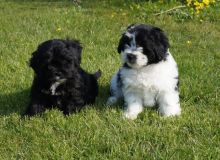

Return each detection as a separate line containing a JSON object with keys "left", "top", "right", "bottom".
{"left": 107, "top": 52, "right": 181, "bottom": 119}
{"left": 50, "top": 78, "right": 66, "bottom": 95}
{"left": 122, "top": 47, "right": 148, "bottom": 69}
{"left": 122, "top": 32, "right": 148, "bottom": 69}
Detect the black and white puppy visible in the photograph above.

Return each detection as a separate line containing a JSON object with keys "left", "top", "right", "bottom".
{"left": 25, "top": 39, "right": 101, "bottom": 116}
{"left": 107, "top": 24, "right": 181, "bottom": 119}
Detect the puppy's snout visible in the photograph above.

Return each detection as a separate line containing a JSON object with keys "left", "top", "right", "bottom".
{"left": 127, "top": 54, "right": 136, "bottom": 63}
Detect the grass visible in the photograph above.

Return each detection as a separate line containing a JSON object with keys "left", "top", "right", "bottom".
{"left": 0, "top": 0, "right": 219, "bottom": 159}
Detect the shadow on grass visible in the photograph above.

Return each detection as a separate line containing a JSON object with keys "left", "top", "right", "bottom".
{"left": 0, "top": 84, "right": 122, "bottom": 116}
{"left": 0, "top": 89, "right": 30, "bottom": 116}
{"left": 94, "top": 84, "right": 124, "bottom": 111}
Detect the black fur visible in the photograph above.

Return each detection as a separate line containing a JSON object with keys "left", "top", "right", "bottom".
{"left": 174, "top": 76, "right": 179, "bottom": 91}
{"left": 116, "top": 70, "right": 123, "bottom": 89}
{"left": 25, "top": 39, "right": 101, "bottom": 116}
{"left": 118, "top": 24, "right": 170, "bottom": 65}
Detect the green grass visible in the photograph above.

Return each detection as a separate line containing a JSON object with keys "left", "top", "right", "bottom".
{"left": 0, "top": 0, "right": 219, "bottom": 159}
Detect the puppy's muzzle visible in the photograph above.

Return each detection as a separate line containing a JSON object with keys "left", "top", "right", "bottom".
{"left": 127, "top": 53, "right": 136, "bottom": 64}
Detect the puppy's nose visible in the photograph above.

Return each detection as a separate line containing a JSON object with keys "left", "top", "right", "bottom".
{"left": 127, "top": 54, "right": 136, "bottom": 63}
{"left": 54, "top": 72, "right": 61, "bottom": 77}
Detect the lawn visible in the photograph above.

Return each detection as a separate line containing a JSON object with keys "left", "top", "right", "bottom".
{"left": 0, "top": 0, "right": 219, "bottom": 159}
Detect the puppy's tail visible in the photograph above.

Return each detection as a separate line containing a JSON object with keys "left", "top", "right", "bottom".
{"left": 93, "top": 69, "right": 102, "bottom": 79}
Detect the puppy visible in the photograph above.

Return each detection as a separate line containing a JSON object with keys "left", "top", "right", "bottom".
{"left": 25, "top": 39, "right": 101, "bottom": 116}
{"left": 107, "top": 24, "right": 181, "bottom": 119}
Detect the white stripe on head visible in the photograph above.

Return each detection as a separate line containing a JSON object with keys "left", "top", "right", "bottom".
{"left": 124, "top": 32, "right": 136, "bottom": 50}
{"left": 125, "top": 31, "right": 132, "bottom": 38}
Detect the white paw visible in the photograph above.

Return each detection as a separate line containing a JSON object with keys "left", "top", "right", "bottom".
{"left": 106, "top": 97, "right": 117, "bottom": 106}
{"left": 123, "top": 111, "right": 138, "bottom": 120}
{"left": 159, "top": 106, "right": 181, "bottom": 117}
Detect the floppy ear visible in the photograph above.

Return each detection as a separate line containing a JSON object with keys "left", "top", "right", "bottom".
{"left": 93, "top": 69, "right": 102, "bottom": 79}
{"left": 151, "top": 27, "right": 170, "bottom": 61}
{"left": 117, "top": 36, "right": 124, "bottom": 54}
{"left": 127, "top": 24, "right": 136, "bottom": 30}
{"left": 117, "top": 34, "right": 130, "bottom": 54}
{"left": 118, "top": 24, "right": 137, "bottom": 53}
{"left": 29, "top": 51, "right": 40, "bottom": 73}
{"left": 65, "top": 39, "right": 83, "bottom": 62}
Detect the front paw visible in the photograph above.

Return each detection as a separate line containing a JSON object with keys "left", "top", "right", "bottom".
{"left": 159, "top": 106, "right": 181, "bottom": 117}
{"left": 25, "top": 103, "right": 45, "bottom": 116}
{"left": 123, "top": 111, "right": 138, "bottom": 120}
{"left": 106, "top": 97, "right": 117, "bottom": 106}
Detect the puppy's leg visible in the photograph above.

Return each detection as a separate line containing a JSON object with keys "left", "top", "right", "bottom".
{"left": 123, "top": 93, "right": 143, "bottom": 120}
{"left": 106, "top": 96, "right": 118, "bottom": 106}
{"left": 157, "top": 91, "right": 181, "bottom": 117}
{"left": 62, "top": 104, "right": 78, "bottom": 115}
{"left": 106, "top": 72, "right": 123, "bottom": 106}
{"left": 25, "top": 102, "right": 46, "bottom": 116}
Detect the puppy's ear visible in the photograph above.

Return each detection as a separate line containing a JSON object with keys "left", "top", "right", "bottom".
{"left": 117, "top": 34, "right": 130, "bottom": 54}
{"left": 93, "top": 69, "right": 102, "bottom": 79}
{"left": 66, "top": 39, "right": 83, "bottom": 62}
{"left": 151, "top": 27, "right": 170, "bottom": 61}
{"left": 117, "top": 36, "right": 124, "bottom": 53}
{"left": 29, "top": 51, "right": 40, "bottom": 73}
{"left": 127, "top": 24, "right": 136, "bottom": 30}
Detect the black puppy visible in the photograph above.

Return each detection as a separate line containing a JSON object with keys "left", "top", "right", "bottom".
{"left": 25, "top": 39, "right": 101, "bottom": 116}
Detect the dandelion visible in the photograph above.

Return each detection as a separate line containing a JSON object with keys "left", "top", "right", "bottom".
{"left": 187, "top": 40, "right": 192, "bottom": 45}
{"left": 56, "top": 27, "right": 61, "bottom": 32}
{"left": 203, "top": 0, "right": 210, "bottom": 5}
{"left": 186, "top": 0, "right": 216, "bottom": 15}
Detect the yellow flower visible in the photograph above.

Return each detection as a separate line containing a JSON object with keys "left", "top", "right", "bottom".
{"left": 56, "top": 27, "right": 61, "bottom": 32}
{"left": 203, "top": 0, "right": 210, "bottom": 5}
{"left": 187, "top": 40, "right": 192, "bottom": 45}
{"left": 194, "top": 1, "right": 204, "bottom": 10}
{"left": 186, "top": 0, "right": 216, "bottom": 15}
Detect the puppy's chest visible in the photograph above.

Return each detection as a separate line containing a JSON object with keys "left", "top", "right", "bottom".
{"left": 120, "top": 69, "right": 159, "bottom": 91}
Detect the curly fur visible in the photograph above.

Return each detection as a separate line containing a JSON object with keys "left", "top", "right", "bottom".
{"left": 107, "top": 24, "right": 181, "bottom": 119}
{"left": 25, "top": 39, "right": 101, "bottom": 116}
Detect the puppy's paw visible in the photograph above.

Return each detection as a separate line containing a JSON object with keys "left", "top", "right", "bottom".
{"left": 123, "top": 111, "right": 138, "bottom": 120}
{"left": 106, "top": 97, "right": 117, "bottom": 106}
{"left": 159, "top": 105, "right": 181, "bottom": 117}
